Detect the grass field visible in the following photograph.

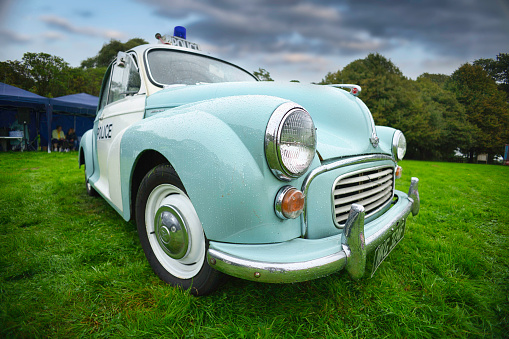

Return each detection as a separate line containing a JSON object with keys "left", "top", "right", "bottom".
{"left": 0, "top": 152, "right": 508, "bottom": 338}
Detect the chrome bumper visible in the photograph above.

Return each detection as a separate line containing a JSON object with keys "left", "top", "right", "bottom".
{"left": 207, "top": 178, "right": 420, "bottom": 283}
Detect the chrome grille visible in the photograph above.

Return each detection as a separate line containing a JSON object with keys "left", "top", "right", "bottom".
{"left": 333, "top": 166, "right": 394, "bottom": 226}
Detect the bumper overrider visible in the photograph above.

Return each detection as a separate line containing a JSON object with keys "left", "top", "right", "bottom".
{"left": 207, "top": 178, "right": 420, "bottom": 283}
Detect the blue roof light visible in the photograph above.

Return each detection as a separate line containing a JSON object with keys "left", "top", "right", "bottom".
{"left": 174, "top": 26, "right": 186, "bottom": 39}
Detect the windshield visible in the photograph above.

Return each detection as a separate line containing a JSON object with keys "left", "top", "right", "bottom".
{"left": 146, "top": 49, "right": 257, "bottom": 86}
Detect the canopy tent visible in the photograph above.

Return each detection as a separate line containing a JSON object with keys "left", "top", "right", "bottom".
{"left": 50, "top": 93, "right": 98, "bottom": 116}
{"left": 46, "top": 93, "right": 98, "bottom": 151}
{"left": 0, "top": 83, "right": 98, "bottom": 152}
{"left": 0, "top": 82, "right": 49, "bottom": 106}
{"left": 0, "top": 82, "right": 49, "bottom": 150}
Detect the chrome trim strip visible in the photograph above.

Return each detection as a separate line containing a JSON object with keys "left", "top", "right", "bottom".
{"left": 208, "top": 248, "right": 348, "bottom": 283}
{"left": 207, "top": 189, "right": 417, "bottom": 283}
{"left": 331, "top": 165, "right": 395, "bottom": 229}
{"left": 300, "top": 154, "right": 395, "bottom": 236}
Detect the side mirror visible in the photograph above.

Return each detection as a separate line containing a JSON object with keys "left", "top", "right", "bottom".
{"left": 116, "top": 51, "right": 127, "bottom": 68}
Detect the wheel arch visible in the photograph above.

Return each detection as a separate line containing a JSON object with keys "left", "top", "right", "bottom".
{"left": 79, "top": 146, "right": 85, "bottom": 167}
{"left": 79, "top": 129, "right": 95, "bottom": 179}
{"left": 129, "top": 150, "right": 182, "bottom": 221}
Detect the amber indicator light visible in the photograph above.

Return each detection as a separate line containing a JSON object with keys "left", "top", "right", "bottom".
{"left": 282, "top": 188, "right": 305, "bottom": 218}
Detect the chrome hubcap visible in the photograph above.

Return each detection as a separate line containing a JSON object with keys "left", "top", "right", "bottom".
{"left": 154, "top": 205, "right": 189, "bottom": 259}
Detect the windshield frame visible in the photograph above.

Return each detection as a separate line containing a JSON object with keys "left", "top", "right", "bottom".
{"left": 143, "top": 46, "right": 258, "bottom": 88}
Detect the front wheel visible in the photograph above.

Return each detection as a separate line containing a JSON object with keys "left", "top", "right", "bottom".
{"left": 135, "top": 164, "right": 222, "bottom": 296}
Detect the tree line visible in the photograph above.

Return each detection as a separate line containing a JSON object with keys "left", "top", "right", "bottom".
{"left": 1, "top": 38, "right": 508, "bottom": 162}
{"left": 318, "top": 53, "right": 509, "bottom": 163}
{"left": 0, "top": 38, "right": 147, "bottom": 98}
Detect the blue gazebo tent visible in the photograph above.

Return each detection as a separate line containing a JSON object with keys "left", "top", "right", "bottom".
{"left": 0, "top": 82, "right": 49, "bottom": 150}
{"left": 50, "top": 93, "right": 98, "bottom": 116}
{"left": 0, "top": 82, "right": 98, "bottom": 151}
{"left": 46, "top": 93, "right": 98, "bottom": 151}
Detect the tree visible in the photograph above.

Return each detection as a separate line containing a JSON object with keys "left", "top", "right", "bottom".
{"left": 81, "top": 38, "right": 148, "bottom": 69}
{"left": 447, "top": 63, "right": 509, "bottom": 162}
{"left": 319, "top": 53, "right": 473, "bottom": 160}
{"left": 418, "top": 73, "right": 450, "bottom": 87}
{"left": 65, "top": 67, "right": 107, "bottom": 97}
{"left": 253, "top": 68, "right": 273, "bottom": 81}
{"left": 473, "top": 53, "right": 509, "bottom": 98}
{"left": 0, "top": 60, "right": 32, "bottom": 90}
{"left": 414, "top": 76, "right": 474, "bottom": 160}
{"left": 319, "top": 53, "right": 408, "bottom": 126}
{"left": 0, "top": 52, "right": 71, "bottom": 97}
{"left": 1, "top": 52, "right": 106, "bottom": 97}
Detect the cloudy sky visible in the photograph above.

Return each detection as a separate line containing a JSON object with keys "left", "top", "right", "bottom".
{"left": 1, "top": 0, "right": 508, "bottom": 83}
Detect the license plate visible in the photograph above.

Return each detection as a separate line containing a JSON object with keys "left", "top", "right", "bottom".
{"left": 371, "top": 219, "right": 406, "bottom": 277}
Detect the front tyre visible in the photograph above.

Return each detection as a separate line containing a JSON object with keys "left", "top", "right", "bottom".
{"left": 135, "top": 164, "right": 222, "bottom": 296}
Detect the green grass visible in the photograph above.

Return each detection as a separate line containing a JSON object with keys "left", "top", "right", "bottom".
{"left": 0, "top": 152, "right": 508, "bottom": 338}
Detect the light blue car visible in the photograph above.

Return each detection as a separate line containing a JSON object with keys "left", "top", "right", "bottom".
{"left": 79, "top": 29, "right": 420, "bottom": 295}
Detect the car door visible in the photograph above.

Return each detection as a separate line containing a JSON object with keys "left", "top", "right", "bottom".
{"left": 94, "top": 52, "right": 145, "bottom": 211}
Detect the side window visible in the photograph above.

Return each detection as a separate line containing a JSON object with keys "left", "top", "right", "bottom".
{"left": 97, "top": 65, "right": 112, "bottom": 112}
{"left": 107, "top": 52, "right": 141, "bottom": 105}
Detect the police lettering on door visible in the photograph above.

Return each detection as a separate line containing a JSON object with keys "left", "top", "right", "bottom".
{"left": 98, "top": 124, "right": 113, "bottom": 140}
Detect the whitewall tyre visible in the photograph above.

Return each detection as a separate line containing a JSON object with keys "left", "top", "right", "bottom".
{"left": 135, "top": 164, "right": 222, "bottom": 296}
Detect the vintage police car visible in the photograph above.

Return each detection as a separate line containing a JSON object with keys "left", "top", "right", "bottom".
{"left": 79, "top": 27, "right": 420, "bottom": 295}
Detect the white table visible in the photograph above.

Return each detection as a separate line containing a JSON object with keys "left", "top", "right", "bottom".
{"left": 0, "top": 136, "right": 25, "bottom": 151}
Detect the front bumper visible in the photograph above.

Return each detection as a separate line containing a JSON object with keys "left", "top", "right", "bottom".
{"left": 207, "top": 177, "right": 420, "bottom": 283}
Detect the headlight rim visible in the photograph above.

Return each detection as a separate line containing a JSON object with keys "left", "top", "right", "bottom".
{"left": 265, "top": 102, "right": 316, "bottom": 181}
{"left": 392, "top": 130, "right": 406, "bottom": 161}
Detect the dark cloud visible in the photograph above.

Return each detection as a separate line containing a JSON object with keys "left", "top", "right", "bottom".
{"left": 39, "top": 15, "right": 127, "bottom": 40}
{"left": 0, "top": 29, "right": 30, "bottom": 45}
{"left": 142, "top": 0, "right": 375, "bottom": 57}
{"left": 139, "top": 0, "right": 509, "bottom": 60}
{"left": 336, "top": 0, "right": 509, "bottom": 57}
{"left": 75, "top": 10, "right": 94, "bottom": 18}
{"left": 0, "top": 0, "right": 15, "bottom": 23}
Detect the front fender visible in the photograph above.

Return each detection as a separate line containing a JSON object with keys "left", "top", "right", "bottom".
{"left": 375, "top": 126, "right": 397, "bottom": 159}
{"left": 119, "top": 95, "right": 312, "bottom": 243}
{"left": 79, "top": 129, "right": 95, "bottom": 178}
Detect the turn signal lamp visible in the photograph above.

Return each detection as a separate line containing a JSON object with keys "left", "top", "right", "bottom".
{"left": 395, "top": 165, "right": 403, "bottom": 179}
{"left": 275, "top": 186, "right": 305, "bottom": 219}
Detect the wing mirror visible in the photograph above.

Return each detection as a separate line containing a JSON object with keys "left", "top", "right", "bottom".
{"left": 116, "top": 51, "right": 127, "bottom": 68}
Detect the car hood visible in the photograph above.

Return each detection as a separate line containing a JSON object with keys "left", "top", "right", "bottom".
{"left": 146, "top": 82, "right": 382, "bottom": 160}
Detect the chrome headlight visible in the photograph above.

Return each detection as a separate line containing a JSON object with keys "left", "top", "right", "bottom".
{"left": 265, "top": 102, "right": 317, "bottom": 181}
{"left": 392, "top": 130, "right": 406, "bottom": 161}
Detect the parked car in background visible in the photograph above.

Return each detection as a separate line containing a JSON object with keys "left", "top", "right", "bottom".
{"left": 79, "top": 26, "right": 420, "bottom": 295}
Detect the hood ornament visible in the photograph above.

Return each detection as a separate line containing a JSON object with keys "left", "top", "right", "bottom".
{"left": 327, "top": 84, "right": 361, "bottom": 97}
{"left": 370, "top": 135, "right": 379, "bottom": 148}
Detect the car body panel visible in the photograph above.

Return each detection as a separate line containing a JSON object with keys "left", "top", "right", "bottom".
{"left": 146, "top": 82, "right": 379, "bottom": 161}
